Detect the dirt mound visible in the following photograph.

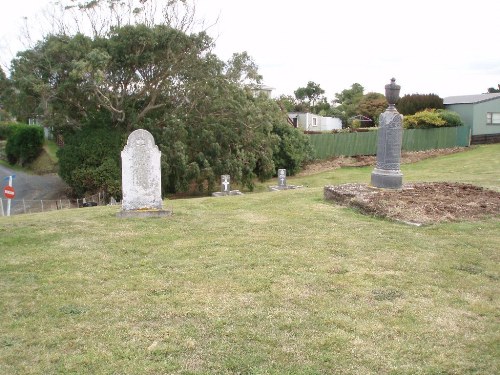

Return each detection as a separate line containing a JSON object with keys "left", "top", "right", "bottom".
{"left": 324, "top": 182, "right": 500, "bottom": 225}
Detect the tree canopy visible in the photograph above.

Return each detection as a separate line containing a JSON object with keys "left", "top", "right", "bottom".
{"left": 294, "top": 81, "right": 325, "bottom": 109}
{"left": 396, "top": 94, "right": 444, "bottom": 116}
{"left": 3, "top": 3, "right": 312, "bottom": 197}
{"left": 357, "top": 92, "right": 387, "bottom": 126}
{"left": 487, "top": 85, "right": 500, "bottom": 93}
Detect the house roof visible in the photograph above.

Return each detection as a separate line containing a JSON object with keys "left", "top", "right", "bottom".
{"left": 443, "top": 92, "right": 500, "bottom": 105}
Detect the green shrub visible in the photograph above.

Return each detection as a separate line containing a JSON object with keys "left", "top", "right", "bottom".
{"left": 397, "top": 94, "right": 444, "bottom": 115}
{"left": 57, "top": 117, "right": 124, "bottom": 198}
{"left": 403, "top": 109, "right": 446, "bottom": 129}
{"left": 271, "top": 120, "right": 314, "bottom": 175}
{"left": 5, "top": 125, "right": 44, "bottom": 165}
{"left": 403, "top": 109, "right": 464, "bottom": 129}
{"left": 436, "top": 109, "right": 464, "bottom": 127}
{"left": 0, "top": 122, "right": 23, "bottom": 140}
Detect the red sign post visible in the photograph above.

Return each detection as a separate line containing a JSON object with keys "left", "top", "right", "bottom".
{"left": 4, "top": 185, "right": 15, "bottom": 199}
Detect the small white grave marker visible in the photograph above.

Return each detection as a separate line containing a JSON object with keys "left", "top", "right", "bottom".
{"left": 211, "top": 174, "right": 243, "bottom": 197}
{"left": 221, "top": 175, "right": 230, "bottom": 192}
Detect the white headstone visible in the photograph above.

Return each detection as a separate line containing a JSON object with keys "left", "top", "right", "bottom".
{"left": 121, "top": 129, "right": 162, "bottom": 211}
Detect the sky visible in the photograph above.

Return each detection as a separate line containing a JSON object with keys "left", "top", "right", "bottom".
{"left": 1, "top": 0, "right": 499, "bottom": 101}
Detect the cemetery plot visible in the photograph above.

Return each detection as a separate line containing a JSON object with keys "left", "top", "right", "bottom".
{"left": 324, "top": 182, "right": 500, "bottom": 225}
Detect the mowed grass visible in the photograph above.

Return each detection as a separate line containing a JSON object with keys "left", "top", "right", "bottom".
{"left": 1, "top": 144, "right": 499, "bottom": 374}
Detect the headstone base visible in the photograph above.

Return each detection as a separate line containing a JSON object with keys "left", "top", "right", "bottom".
{"left": 370, "top": 168, "right": 403, "bottom": 189}
{"left": 117, "top": 209, "right": 172, "bottom": 218}
{"left": 268, "top": 185, "right": 303, "bottom": 191}
{"left": 212, "top": 190, "right": 244, "bottom": 197}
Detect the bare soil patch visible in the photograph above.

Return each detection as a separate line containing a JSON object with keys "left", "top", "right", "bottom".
{"left": 314, "top": 147, "right": 500, "bottom": 225}
{"left": 324, "top": 182, "right": 500, "bottom": 225}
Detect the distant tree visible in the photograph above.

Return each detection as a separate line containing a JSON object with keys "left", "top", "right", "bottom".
{"left": 357, "top": 92, "right": 388, "bottom": 126}
{"left": 334, "top": 83, "right": 364, "bottom": 106}
{"left": 487, "top": 85, "right": 500, "bottom": 93}
{"left": 314, "top": 97, "right": 332, "bottom": 116}
{"left": 276, "top": 95, "right": 297, "bottom": 112}
{"left": 9, "top": 33, "right": 95, "bottom": 126}
{"left": 0, "top": 68, "right": 14, "bottom": 121}
{"left": 334, "top": 83, "right": 365, "bottom": 123}
{"left": 43, "top": 0, "right": 197, "bottom": 37}
{"left": 294, "top": 81, "right": 325, "bottom": 109}
{"left": 225, "top": 52, "right": 263, "bottom": 86}
{"left": 396, "top": 94, "right": 444, "bottom": 115}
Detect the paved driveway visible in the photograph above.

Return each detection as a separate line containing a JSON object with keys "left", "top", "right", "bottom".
{"left": 0, "top": 164, "right": 69, "bottom": 214}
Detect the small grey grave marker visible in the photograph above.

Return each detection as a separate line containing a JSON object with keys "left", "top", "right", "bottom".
{"left": 278, "top": 169, "right": 287, "bottom": 188}
{"left": 268, "top": 168, "right": 303, "bottom": 191}
{"left": 212, "top": 175, "right": 243, "bottom": 197}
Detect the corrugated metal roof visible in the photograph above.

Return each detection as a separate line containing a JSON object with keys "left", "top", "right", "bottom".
{"left": 444, "top": 93, "right": 500, "bottom": 105}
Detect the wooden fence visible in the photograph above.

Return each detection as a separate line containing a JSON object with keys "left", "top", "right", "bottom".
{"left": 308, "top": 126, "right": 471, "bottom": 159}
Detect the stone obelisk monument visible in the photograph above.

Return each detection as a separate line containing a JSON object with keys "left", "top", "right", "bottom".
{"left": 371, "top": 78, "right": 404, "bottom": 189}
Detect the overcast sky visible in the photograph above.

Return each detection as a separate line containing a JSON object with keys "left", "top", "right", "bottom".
{"left": 1, "top": 0, "right": 499, "bottom": 100}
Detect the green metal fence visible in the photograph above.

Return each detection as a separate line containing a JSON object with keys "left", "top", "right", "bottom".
{"left": 308, "top": 126, "right": 471, "bottom": 159}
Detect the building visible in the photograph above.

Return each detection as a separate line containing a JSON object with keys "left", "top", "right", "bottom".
{"left": 249, "top": 84, "right": 275, "bottom": 98}
{"left": 288, "top": 112, "right": 342, "bottom": 132}
{"left": 444, "top": 93, "right": 500, "bottom": 144}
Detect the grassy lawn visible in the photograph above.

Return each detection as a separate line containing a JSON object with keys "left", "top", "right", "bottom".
{"left": 1, "top": 144, "right": 499, "bottom": 374}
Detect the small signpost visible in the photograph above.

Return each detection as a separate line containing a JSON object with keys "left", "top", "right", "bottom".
{"left": 4, "top": 185, "right": 15, "bottom": 199}
{"left": 3, "top": 175, "right": 15, "bottom": 217}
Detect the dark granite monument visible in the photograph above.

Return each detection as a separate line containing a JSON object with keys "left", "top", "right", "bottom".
{"left": 370, "top": 78, "right": 404, "bottom": 189}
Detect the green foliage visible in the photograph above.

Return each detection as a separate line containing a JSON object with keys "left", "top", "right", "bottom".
{"left": 403, "top": 109, "right": 464, "bottom": 129}
{"left": 0, "top": 67, "right": 14, "bottom": 121}
{"left": 294, "top": 81, "right": 325, "bottom": 108}
{"left": 334, "top": 83, "right": 365, "bottom": 124}
{"left": 225, "top": 52, "right": 263, "bottom": 85}
{"left": 276, "top": 95, "right": 297, "bottom": 112}
{"left": 357, "top": 92, "right": 387, "bottom": 126}
{"left": 57, "top": 116, "right": 124, "bottom": 198}
{"left": 271, "top": 118, "right": 314, "bottom": 175}
{"left": 9, "top": 33, "right": 94, "bottom": 125}
{"left": 436, "top": 109, "right": 464, "bottom": 127}
{"left": 5, "top": 125, "right": 44, "bottom": 165}
{"left": 396, "top": 93, "right": 444, "bottom": 115}
{"left": 403, "top": 109, "right": 446, "bottom": 129}
{"left": 487, "top": 85, "right": 500, "bottom": 93}
{"left": 0, "top": 122, "right": 23, "bottom": 140}
{"left": 8, "top": 24, "right": 314, "bottom": 196}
